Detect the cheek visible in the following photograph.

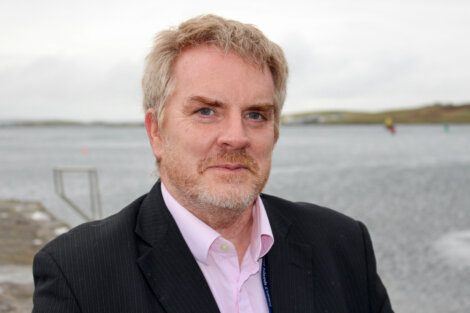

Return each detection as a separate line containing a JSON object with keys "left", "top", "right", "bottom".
{"left": 253, "top": 146, "right": 274, "bottom": 171}
{"left": 187, "top": 131, "right": 218, "bottom": 154}
{"left": 165, "top": 134, "right": 212, "bottom": 166}
{"left": 253, "top": 133, "right": 276, "bottom": 155}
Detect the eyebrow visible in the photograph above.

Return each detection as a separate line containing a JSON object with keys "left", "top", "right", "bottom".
{"left": 186, "top": 95, "right": 275, "bottom": 111}
{"left": 186, "top": 96, "right": 224, "bottom": 108}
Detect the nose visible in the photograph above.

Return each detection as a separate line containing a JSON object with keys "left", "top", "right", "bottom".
{"left": 216, "top": 114, "right": 250, "bottom": 150}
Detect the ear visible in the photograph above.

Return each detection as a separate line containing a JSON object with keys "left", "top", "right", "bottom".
{"left": 145, "top": 109, "right": 163, "bottom": 161}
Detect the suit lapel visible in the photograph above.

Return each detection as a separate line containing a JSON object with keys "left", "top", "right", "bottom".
{"left": 135, "top": 182, "right": 220, "bottom": 313}
{"left": 264, "top": 196, "right": 315, "bottom": 313}
{"left": 133, "top": 184, "right": 316, "bottom": 313}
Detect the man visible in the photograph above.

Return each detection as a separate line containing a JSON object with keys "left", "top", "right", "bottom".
{"left": 33, "top": 15, "right": 394, "bottom": 313}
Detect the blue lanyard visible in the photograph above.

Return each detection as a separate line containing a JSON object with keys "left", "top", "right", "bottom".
{"left": 261, "top": 257, "right": 273, "bottom": 313}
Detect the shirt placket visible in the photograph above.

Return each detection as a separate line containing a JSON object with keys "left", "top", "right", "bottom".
{"left": 238, "top": 249, "right": 262, "bottom": 313}
{"left": 211, "top": 237, "right": 240, "bottom": 313}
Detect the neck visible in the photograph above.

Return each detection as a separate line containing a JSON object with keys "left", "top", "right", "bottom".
{"left": 187, "top": 202, "right": 254, "bottom": 265}
{"left": 162, "top": 180, "right": 256, "bottom": 264}
{"left": 212, "top": 207, "right": 253, "bottom": 264}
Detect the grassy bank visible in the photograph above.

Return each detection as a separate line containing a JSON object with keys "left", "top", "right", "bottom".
{"left": 282, "top": 103, "right": 470, "bottom": 125}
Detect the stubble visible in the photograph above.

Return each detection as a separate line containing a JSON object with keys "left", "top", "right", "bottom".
{"left": 161, "top": 148, "right": 270, "bottom": 228}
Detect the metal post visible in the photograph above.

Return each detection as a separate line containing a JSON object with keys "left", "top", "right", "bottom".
{"left": 53, "top": 167, "right": 102, "bottom": 222}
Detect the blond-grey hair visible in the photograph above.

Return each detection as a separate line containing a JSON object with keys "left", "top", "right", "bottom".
{"left": 142, "top": 14, "right": 288, "bottom": 130}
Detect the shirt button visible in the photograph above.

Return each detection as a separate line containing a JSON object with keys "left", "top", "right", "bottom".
{"left": 220, "top": 243, "right": 229, "bottom": 252}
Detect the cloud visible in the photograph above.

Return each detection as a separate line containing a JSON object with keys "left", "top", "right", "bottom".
{"left": 1, "top": 0, "right": 469, "bottom": 119}
{"left": 0, "top": 56, "right": 143, "bottom": 121}
{"left": 281, "top": 33, "right": 423, "bottom": 111}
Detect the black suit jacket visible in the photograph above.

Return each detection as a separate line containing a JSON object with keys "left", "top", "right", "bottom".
{"left": 32, "top": 182, "right": 393, "bottom": 312}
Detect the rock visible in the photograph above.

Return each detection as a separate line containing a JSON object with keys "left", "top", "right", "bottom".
{"left": 0, "top": 199, "right": 70, "bottom": 313}
{"left": 0, "top": 282, "right": 33, "bottom": 313}
{"left": 0, "top": 200, "right": 69, "bottom": 265}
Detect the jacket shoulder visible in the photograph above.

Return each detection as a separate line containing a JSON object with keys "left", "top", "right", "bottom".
{"left": 39, "top": 194, "right": 146, "bottom": 258}
{"left": 261, "top": 193, "right": 362, "bottom": 243}
{"left": 261, "top": 193, "right": 359, "bottom": 226}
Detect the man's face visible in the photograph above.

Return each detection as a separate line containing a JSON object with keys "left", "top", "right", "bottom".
{"left": 146, "top": 45, "right": 277, "bottom": 214}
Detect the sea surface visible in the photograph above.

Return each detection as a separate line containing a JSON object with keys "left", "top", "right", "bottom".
{"left": 1, "top": 124, "right": 469, "bottom": 313}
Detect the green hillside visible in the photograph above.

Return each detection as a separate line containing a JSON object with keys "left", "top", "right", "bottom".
{"left": 282, "top": 103, "right": 470, "bottom": 125}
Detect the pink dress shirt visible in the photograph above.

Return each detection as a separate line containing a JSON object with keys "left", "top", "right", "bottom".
{"left": 161, "top": 183, "right": 274, "bottom": 313}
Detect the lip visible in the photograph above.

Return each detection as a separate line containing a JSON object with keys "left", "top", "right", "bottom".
{"left": 208, "top": 164, "right": 248, "bottom": 171}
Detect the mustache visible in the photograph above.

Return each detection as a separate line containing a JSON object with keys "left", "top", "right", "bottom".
{"left": 198, "top": 150, "right": 259, "bottom": 174}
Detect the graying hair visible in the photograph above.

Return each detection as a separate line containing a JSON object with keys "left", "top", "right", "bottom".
{"left": 142, "top": 14, "right": 289, "bottom": 132}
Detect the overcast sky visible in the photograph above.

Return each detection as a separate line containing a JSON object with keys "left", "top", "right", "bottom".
{"left": 1, "top": 0, "right": 469, "bottom": 121}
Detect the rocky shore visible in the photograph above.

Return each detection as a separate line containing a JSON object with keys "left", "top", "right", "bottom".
{"left": 0, "top": 200, "right": 69, "bottom": 313}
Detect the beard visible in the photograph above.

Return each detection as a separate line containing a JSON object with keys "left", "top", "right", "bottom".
{"left": 160, "top": 148, "right": 271, "bottom": 221}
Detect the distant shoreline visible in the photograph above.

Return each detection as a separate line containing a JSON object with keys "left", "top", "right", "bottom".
{"left": 2, "top": 121, "right": 469, "bottom": 128}
{"left": 2, "top": 103, "right": 470, "bottom": 127}
{"left": 0, "top": 121, "right": 144, "bottom": 128}
{"left": 282, "top": 103, "right": 470, "bottom": 125}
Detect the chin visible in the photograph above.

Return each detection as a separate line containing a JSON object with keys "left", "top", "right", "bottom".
{"left": 196, "top": 187, "right": 258, "bottom": 212}
{"left": 202, "top": 178, "right": 265, "bottom": 206}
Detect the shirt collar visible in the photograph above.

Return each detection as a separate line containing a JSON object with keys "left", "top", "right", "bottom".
{"left": 249, "top": 195, "right": 274, "bottom": 261}
{"left": 161, "top": 183, "right": 274, "bottom": 264}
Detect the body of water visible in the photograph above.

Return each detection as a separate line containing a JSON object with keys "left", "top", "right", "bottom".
{"left": 1, "top": 124, "right": 469, "bottom": 312}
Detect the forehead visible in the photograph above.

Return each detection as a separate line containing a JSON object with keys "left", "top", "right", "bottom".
{"left": 175, "top": 45, "right": 263, "bottom": 70}
{"left": 170, "top": 45, "right": 275, "bottom": 104}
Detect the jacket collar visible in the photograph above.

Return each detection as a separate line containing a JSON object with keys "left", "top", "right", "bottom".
{"left": 135, "top": 181, "right": 220, "bottom": 313}
{"left": 262, "top": 194, "right": 315, "bottom": 313}
{"left": 134, "top": 182, "right": 314, "bottom": 313}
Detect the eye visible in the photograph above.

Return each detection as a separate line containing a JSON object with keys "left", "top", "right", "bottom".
{"left": 246, "top": 111, "right": 266, "bottom": 121}
{"left": 197, "top": 107, "right": 215, "bottom": 116}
